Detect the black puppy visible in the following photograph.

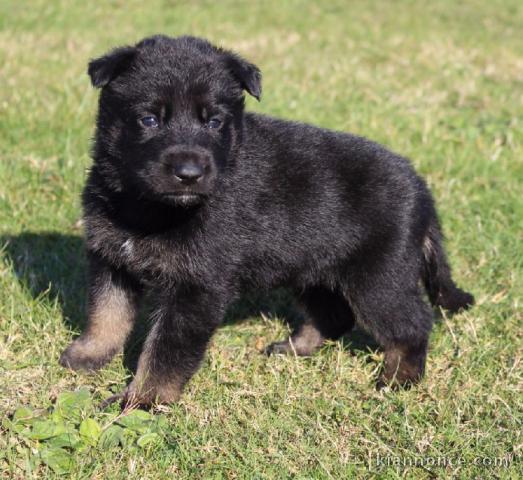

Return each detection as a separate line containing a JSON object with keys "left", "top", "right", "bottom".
{"left": 59, "top": 35, "right": 473, "bottom": 405}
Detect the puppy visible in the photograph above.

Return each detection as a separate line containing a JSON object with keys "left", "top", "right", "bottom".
{"left": 59, "top": 35, "right": 474, "bottom": 406}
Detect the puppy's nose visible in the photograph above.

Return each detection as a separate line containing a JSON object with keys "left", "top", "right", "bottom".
{"left": 174, "top": 163, "right": 204, "bottom": 183}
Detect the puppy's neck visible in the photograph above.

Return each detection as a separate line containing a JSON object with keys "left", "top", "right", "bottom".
{"left": 111, "top": 192, "right": 206, "bottom": 234}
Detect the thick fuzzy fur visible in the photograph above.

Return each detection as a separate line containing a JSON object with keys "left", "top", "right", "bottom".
{"left": 59, "top": 35, "right": 474, "bottom": 406}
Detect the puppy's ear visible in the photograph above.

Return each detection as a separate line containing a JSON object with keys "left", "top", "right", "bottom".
{"left": 88, "top": 46, "right": 137, "bottom": 88}
{"left": 223, "top": 53, "right": 262, "bottom": 101}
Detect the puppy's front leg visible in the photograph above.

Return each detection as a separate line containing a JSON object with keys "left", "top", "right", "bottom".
{"left": 122, "top": 290, "right": 223, "bottom": 406}
{"left": 60, "top": 253, "right": 141, "bottom": 371}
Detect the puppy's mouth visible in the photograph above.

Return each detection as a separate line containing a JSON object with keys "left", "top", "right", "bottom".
{"left": 160, "top": 192, "right": 206, "bottom": 206}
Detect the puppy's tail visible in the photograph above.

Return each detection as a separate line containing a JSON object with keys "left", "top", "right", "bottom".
{"left": 422, "top": 219, "right": 474, "bottom": 314}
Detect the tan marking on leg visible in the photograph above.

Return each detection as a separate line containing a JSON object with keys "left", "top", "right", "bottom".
{"left": 125, "top": 322, "right": 182, "bottom": 406}
{"left": 267, "top": 320, "right": 326, "bottom": 356}
{"left": 381, "top": 345, "right": 425, "bottom": 387}
{"left": 60, "top": 283, "right": 136, "bottom": 370}
{"left": 85, "top": 283, "right": 135, "bottom": 354}
{"left": 292, "top": 322, "right": 325, "bottom": 355}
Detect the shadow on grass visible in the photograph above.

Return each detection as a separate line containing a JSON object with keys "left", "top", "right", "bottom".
{"left": 1, "top": 232, "right": 87, "bottom": 331}
{"left": 1, "top": 231, "right": 377, "bottom": 373}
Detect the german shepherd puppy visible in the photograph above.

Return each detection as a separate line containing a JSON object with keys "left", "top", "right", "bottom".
{"left": 59, "top": 35, "right": 474, "bottom": 406}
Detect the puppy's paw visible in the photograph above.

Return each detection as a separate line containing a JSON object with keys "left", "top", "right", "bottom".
{"left": 264, "top": 339, "right": 315, "bottom": 357}
{"left": 59, "top": 339, "right": 115, "bottom": 371}
{"left": 101, "top": 389, "right": 148, "bottom": 411}
{"left": 376, "top": 361, "right": 423, "bottom": 391}
{"left": 376, "top": 375, "right": 416, "bottom": 391}
{"left": 102, "top": 380, "right": 182, "bottom": 410}
{"left": 265, "top": 340, "right": 292, "bottom": 356}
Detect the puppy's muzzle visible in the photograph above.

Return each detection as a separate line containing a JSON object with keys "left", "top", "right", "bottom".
{"left": 161, "top": 146, "right": 212, "bottom": 187}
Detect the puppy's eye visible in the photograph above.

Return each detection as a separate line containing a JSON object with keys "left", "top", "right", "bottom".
{"left": 139, "top": 115, "right": 159, "bottom": 128}
{"left": 207, "top": 118, "right": 221, "bottom": 129}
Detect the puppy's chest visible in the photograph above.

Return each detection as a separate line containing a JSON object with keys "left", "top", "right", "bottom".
{"left": 89, "top": 226, "right": 206, "bottom": 285}
{"left": 119, "top": 237, "right": 183, "bottom": 282}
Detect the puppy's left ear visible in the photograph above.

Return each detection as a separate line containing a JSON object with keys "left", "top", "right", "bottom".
{"left": 88, "top": 46, "right": 137, "bottom": 88}
{"left": 223, "top": 53, "right": 262, "bottom": 101}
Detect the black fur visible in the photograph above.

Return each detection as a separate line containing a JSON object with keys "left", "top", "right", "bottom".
{"left": 59, "top": 35, "right": 474, "bottom": 405}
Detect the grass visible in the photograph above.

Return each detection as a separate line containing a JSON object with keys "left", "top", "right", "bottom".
{"left": 0, "top": 0, "right": 522, "bottom": 478}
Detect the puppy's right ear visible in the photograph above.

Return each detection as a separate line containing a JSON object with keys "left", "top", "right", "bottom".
{"left": 88, "top": 46, "right": 137, "bottom": 88}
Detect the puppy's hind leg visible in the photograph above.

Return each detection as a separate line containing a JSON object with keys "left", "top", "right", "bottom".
{"left": 377, "top": 297, "right": 432, "bottom": 388}
{"left": 59, "top": 253, "right": 141, "bottom": 371}
{"left": 266, "top": 286, "right": 356, "bottom": 356}
{"left": 346, "top": 273, "right": 432, "bottom": 388}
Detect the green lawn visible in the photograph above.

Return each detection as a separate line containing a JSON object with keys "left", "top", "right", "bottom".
{"left": 1, "top": 0, "right": 522, "bottom": 478}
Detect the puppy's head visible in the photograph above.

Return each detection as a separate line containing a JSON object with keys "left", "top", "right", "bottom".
{"left": 89, "top": 35, "right": 261, "bottom": 206}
